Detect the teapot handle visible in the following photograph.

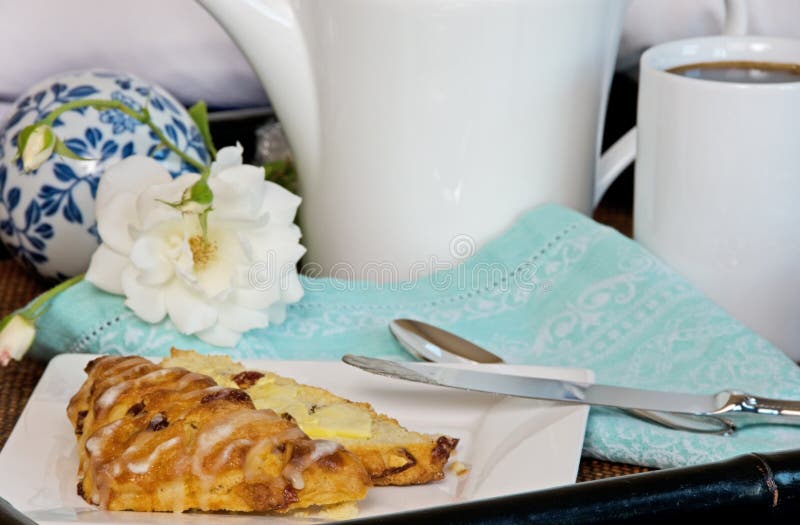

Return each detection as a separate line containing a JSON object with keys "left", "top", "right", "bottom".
{"left": 593, "top": 0, "right": 748, "bottom": 208}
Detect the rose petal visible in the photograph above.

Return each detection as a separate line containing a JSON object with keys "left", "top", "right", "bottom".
{"left": 96, "top": 192, "right": 138, "bottom": 254}
{"left": 196, "top": 262, "right": 235, "bottom": 299}
{"left": 96, "top": 156, "right": 172, "bottom": 212}
{"left": 248, "top": 222, "right": 303, "bottom": 247}
{"left": 136, "top": 175, "right": 198, "bottom": 231}
{"left": 235, "top": 248, "right": 304, "bottom": 297}
{"left": 234, "top": 286, "right": 282, "bottom": 311}
{"left": 121, "top": 266, "right": 166, "bottom": 323}
{"left": 209, "top": 166, "right": 266, "bottom": 221}
{"left": 85, "top": 244, "right": 129, "bottom": 295}
{"left": 244, "top": 226, "right": 304, "bottom": 267}
{"left": 129, "top": 235, "right": 174, "bottom": 286}
{"left": 249, "top": 239, "right": 306, "bottom": 270}
{"left": 195, "top": 323, "right": 242, "bottom": 348}
{"left": 164, "top": 228, "right": 198, "bottom": 282}
{"left": 258, "top": 181, "right": 302, "bottom": 225}
{"left": 164, "top": 282, "right": 218, "bottom": 334}
{"left": 217, "top": 302, "right": 270, "bottom": 333}
{"left": 267, "top": 302, "right": 287, "bottom": 325}
{"left": 280, "top": 270, "right": 305, "bottom": 304}
{"left": 217, "top": 164, "right": 265, "bottom": 188}
{"left": 183, "top": 227, "right": 245, "bottom": 298}
{"left": 210, "top": 143, "right": 243, "bottom": 175}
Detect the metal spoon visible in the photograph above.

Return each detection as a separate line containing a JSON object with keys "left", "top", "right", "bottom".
{"left": 389, "top": 318, "right": 734, "bottom": 435}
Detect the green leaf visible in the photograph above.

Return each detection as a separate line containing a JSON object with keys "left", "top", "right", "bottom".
{"left": 54, "top": 139, "right": 92, "bottom": 161}
{"left": 188, "top": 100, "right": 218, "bottom": 159}
{"left": 0, "top": 313, "right": 14, "bottom": 332}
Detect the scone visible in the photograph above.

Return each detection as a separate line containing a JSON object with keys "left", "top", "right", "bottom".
{"left": 67, "top": 355, "right": 371, "bottom": 513}
{"left": 162, "top": 349, "right": 459, "bottom": 486}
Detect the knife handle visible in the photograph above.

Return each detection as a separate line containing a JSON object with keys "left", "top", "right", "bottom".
{"left": 740, "top": 393, "right": 800, "bottom": 416}
{"left": 714, "top": 391, "right": 800, "bottom": 429}
{"left": 721, "top": 391, "right": 800, "bottom": 416}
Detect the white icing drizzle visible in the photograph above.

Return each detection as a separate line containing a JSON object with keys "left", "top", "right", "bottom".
{"left": 95, "top": 382, "right": 126, "bottom": 411}
{"left": 85, "top": 419, "right": 125, "bottom": 456}
{"left": 190, "top": 409, "right": 297, "bottom": 509}
{"left": 212, "top": 438, "right": 253, "bottom": 471}
{"left": 95, "top": 368, "right": 173, "bottom": 410}
{"left": 283, "top": 439, "right": 343, "bottom": 490}
{"left": 242, "top": 426, "right": 305, "bottom": 482}
{"left": 127, "top": 437, "right": 180, "bottom": 474}
{"left": 102, "top": 357, "right": 145, "bottom": 377}
{"left": 243, "top": 439, "right": 277, "bottom": 483}
{"left": 84, "top": 418, "right": 126, "bottom": 509}
{"left": 171, "top": 371, "right": 212, "bottom": 391}
{"left": 193, "top": 410, "right": 283, "bottom": 475}
{"left": 158, "top": 385, "right": 225, "bottom": 413}
{"left": 91, "top": 361, "right": 151, "bottom": 408}
{"left": 191, "top": 410, "right": 257, "bottom": 508}
{"left": 101, "top": 360, "right": 152, "bottom": 384}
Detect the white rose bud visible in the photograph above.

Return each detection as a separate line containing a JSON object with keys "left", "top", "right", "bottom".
{"left": 19, "top": 124, "right": 56, "bottom": 172}
{"left": 0, "top": 315, "right": 36, "bottom": 366}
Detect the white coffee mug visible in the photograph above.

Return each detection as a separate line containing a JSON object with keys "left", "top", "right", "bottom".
{"left": 625, "top": 36, "right": 800, "bottom": 359}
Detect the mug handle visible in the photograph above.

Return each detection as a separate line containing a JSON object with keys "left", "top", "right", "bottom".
{"left": 593, "top": 0, "right": 748, "bottom": 207}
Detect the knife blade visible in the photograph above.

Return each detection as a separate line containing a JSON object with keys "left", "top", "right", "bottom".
{"left": 342, "top": 354, "right": 800, "bottom": 429}
{"left": 388, "top": 318, "right": 737, "bottom": 434}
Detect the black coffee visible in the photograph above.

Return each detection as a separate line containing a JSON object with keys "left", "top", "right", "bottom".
{"left": 667, "top": 60, "right": 800, "bottom": 84}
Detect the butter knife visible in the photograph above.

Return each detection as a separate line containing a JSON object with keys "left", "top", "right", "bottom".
{"left": 388, "top": 319, "right": 736, "bottom": 434}
{"left": 342, "top": 354, "right": 800, "bottom": 431}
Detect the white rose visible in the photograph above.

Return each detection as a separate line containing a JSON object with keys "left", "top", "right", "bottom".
{"left": 85, "top": 144, "right": 305, "bottom": 347}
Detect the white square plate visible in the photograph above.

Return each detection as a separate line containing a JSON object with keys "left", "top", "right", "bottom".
{"left": 0, "top": 353, "right": 592, "bottom": 524}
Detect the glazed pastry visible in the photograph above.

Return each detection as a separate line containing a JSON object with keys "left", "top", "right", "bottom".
{"left": 67, "top": 355, "right": 371, "bottom": 513}
{"left": 162, "top": 349, "right": 459, "bottom": 486}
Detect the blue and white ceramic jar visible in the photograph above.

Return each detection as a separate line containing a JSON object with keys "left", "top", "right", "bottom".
{"left": 0, "top": 70, "right": 209, "bottom": 280}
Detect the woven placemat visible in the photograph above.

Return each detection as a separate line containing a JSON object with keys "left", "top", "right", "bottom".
{"left": 0, "top": 259, "right": 48, "bottom": 318}
{"left": 0, "top": 358, "right": 46, "bottom": 450}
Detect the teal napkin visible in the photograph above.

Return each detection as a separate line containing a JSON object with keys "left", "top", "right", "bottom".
{"left": 28, "top": 203, "right": 800, "bottom": 469}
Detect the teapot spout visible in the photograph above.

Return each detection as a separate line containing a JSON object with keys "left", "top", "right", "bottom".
{"left": 197, "top": 0, "right": 319, "bottom": 173}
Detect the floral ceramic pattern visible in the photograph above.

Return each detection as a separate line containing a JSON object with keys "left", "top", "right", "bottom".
{"left": 0, "top": 70, "right": 209, "bottom": 279}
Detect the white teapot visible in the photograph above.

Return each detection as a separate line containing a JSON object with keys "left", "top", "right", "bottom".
{"left": 197, "top": 0, "right": 741, "bottom": 281}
